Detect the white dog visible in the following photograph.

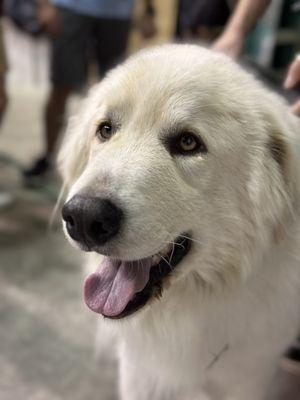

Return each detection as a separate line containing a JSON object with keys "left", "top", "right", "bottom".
{"left": 59, "top": 44, "right": 300, "bottom": 400}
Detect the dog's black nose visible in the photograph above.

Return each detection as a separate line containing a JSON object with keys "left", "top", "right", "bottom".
{"left": 62, "top": 195, "right": 123, "bottom": 248}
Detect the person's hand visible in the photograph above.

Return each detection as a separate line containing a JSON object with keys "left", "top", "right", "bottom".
{"left": 37, "top": 1, "right": 61, "bottom": 37}
{"left": 284, "top": 55, "right": 300, "bottom": 116}
{"left": 212, "top": 29, "right": 245, "bottom": 59}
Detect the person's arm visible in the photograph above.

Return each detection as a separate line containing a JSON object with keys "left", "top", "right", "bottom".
{"left": 213, "top": 0, "right": 271, "bottom": 58}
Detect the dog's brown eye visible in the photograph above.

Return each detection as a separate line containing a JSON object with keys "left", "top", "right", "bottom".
{"left": 179, "top": 134, "right": 198, "bottom": 152}
{"left": 96, "top": 121, "right": 114, "bottom": 141}
{"left": 168, "top": 132, "right": 207, "bottom": 156}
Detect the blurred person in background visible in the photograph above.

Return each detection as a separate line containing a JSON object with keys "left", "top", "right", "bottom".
{"left": 176, "top": 0, "right": 271, "bottom": 58}
{"left": 0, "top": 0, "right": 11, "bottom": 208}
{"left": 211, "top": 0, "right": 300, "bottom": 119}
{"left": 177, "top": 1, "right": 300, "bottom": 116}
{"left": 212, "top": 0, "right": 271, "bottom": 58}
{"left": 212, "top": 0, "right": 300, "bottom": 117}
{"left": 176, "top": 0, "right": 232, "bottom": 41}
{"left": 24, "top": 0, "right": 156, "bottom": 183}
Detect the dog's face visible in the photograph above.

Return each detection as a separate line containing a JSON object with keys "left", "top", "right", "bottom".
{"left": 60, "top": 45, "right": 297, "bottom": 320}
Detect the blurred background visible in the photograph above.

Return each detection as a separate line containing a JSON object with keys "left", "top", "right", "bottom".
{"left": 0, "top": 1, "right": 300, "bottom": 399}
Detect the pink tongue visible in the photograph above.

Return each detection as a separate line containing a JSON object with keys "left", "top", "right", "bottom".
{"left": 84, "top": 257, "right": 152, "bottom": 317}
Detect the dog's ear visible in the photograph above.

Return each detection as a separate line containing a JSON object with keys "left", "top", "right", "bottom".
{"left": 247, "top": 105, "right": 300, "bottom": 243}
{"left": 268, "top": 128, "right": 289, "bottom": 184}
{"left": 264, "top": 109, "right": 300, "bottom": 196}
{"left": 57, "top": 84, "right": 103, "bottom": 188}
{"left": 266, "top": 112, "right": 300, "bottom": 241}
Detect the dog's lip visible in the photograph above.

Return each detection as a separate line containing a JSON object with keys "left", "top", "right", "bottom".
{"left": 83, "top": 233, "right": 192, "bottom": 319}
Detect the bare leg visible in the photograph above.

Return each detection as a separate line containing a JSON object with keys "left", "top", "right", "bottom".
{"left": 45, "top": 85, "right": 72, "bottom": 156}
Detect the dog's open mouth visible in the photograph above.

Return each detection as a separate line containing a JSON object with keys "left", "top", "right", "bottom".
{"left": 84, "top": 234, "right": 191, "bottom": 319}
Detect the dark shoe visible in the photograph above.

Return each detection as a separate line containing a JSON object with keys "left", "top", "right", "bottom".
{"left": 281, "top": 339, "right": 300, "bottom": 375}
{"left": 24, "top": 156, "right": 51, "bottom": 178}
{"left": 23, "top": 156, "right": 52, "bottom": 187}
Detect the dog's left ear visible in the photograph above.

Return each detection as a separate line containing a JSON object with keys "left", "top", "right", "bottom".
{"left": 259, "top": 107, "right": 300, "bottom": 237}
{"left": 268, "top": 128, "right": 289, "bottom": 183}
{"left": 247, "top": 104, "right": 300, "bottom": 244}
{"left": 267, "top": 113, "right": 300, "bottom": 241}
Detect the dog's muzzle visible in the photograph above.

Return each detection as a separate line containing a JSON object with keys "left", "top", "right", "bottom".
{"left": 62, "top": 195, "right": 123, "bottom": 250}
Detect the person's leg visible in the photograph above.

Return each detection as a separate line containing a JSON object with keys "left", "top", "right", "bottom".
{"left": 93, "top": 17, "right": 131, "bottom": 76}
{"left": 24, "top": 7, "right": 91, "bottom": 180}
{"left": 23, "top": 85, "right": 72, "bottom": 179}
{"left": 45, "top": 85, "right": 71, "bottom": 156}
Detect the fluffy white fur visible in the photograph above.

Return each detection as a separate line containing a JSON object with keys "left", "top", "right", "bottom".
{"left": 59, "top": 45, "right": 300, "bottom": 400}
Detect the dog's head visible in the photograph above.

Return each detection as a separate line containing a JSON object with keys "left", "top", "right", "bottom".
{"left": 59, "top": 45, "right": 300, "bottom": 320}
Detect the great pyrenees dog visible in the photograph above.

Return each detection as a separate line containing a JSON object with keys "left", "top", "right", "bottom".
{"left": 59, "top": 45, "right": 300, "bottom": 400}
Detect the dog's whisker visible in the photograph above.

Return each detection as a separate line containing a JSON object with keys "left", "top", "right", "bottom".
{"left": 164, "top": 232, "right": 203, "bottom": 247}
{"left": 169, "top": 243, "right": 175, "bottom": 265}
{"left": 158, "top": 253, "right": 173, "bottom": 271}
{"left": 178, "top": 234, "right": 203, "bottom": 246}
{"left": 168, "top": 240, "right": 185, "bottom": 250}
{"left": 154, "top": 234, "right": 186, "bottom": 250}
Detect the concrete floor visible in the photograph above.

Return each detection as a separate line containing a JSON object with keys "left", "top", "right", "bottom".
{"left": 0, "top": 11, "right": 300, "bottom": 400}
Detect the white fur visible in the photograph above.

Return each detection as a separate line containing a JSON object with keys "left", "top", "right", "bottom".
{"left": 59, "top": 45, "right": 300, "bottom": 400}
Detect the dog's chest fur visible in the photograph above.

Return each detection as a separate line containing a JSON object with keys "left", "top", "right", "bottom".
{"left": 115, "top": 238, "right": 300, "bottom": 398}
